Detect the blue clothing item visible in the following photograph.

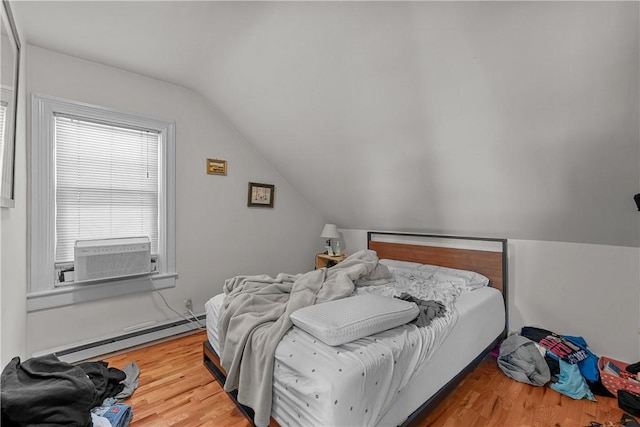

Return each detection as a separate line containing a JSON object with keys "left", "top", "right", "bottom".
{"left": 550, "top": 358, "right": 596, "bottom": 401}
{"left": 91, "top": 404, "right": 132, "bottom": 427}
{"left": 91, "top": 413, "right": 112, "bottom": 427}
{"left": 101, "top": 397, "right": 118, "bottom": 407}
{"left": 562, "top": 335, "right": 599, "bottom": 382}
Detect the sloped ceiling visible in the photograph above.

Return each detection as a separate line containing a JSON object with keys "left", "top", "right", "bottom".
{"left": 12, "top": 1, "right": 640, "bottom": 246}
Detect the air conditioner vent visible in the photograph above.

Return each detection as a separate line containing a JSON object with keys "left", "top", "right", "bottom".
{"left": 74, "top": 237, "right": 151, "bottom": 283}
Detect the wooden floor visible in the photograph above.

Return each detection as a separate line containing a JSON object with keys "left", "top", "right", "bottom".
{"left": 103, "top": 331, "right": 627, "bottom": 427}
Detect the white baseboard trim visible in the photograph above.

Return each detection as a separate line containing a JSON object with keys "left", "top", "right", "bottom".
{"left": 32, "top": 313, "right": 206, "bottom": 363}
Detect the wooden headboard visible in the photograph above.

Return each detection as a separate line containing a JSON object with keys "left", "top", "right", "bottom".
{"left": 367, "top": 232, "right": 507, "bottom": 295}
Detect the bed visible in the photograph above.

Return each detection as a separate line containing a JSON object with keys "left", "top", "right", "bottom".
{"left": 203, "top": 231, "right": 508, "bottom": 427}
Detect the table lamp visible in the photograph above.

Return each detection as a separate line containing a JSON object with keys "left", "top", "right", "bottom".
{"left": 321, "top": 224, "right": 340, "bottom": 256}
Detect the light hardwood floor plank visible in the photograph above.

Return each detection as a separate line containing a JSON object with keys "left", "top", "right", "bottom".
{"left": 102, "top": 331, "right": 628, "bottom": 427}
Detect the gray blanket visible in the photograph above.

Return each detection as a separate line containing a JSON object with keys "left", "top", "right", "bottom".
{"left": 497, "top": 334, "right": 550, "bottom": 386}
{"left": 218, "top": 250, "right": 390, "bottom": 427}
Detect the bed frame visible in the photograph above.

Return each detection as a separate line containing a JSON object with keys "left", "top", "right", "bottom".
{"left": 203, "top": 231, "right": 508, "bottom": 427}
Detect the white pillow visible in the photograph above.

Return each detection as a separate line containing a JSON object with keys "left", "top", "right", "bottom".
{"left": 290, "top": 295, "right": 419, "bottom": 346}
{"left": 381, "top": 259, "right": 490, "bottom": 290}
{"left": 379, "top": 259, "right": 424, "bottom": 269}
{"left": 420, "top": 264, "right": 489, "bottom": 289}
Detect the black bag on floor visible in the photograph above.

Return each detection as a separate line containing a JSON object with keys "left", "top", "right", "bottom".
{"left": 619, "top": 390, "right": 640, "bottom": 418}
{"left": 621, "top": 413, "right": 640, "bottom": 427}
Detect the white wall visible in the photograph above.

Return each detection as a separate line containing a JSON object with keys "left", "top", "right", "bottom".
{"left": 508, "top": 239, "right": 638, "bottom": 362}
{"left": 342, "top": 229, "right": 640, "bottom": 362}
{"left": 0, "top": 29, "right": 27, "bottom": 365}
{"left": 185, "top": 2, "right": 639, "bottom": 249}
{"left": 19, "top": 46, "right": 325, "bottom": 357}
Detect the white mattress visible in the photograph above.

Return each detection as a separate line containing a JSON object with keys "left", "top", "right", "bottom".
{"left": 205, "top": 285, "right": 504, "bottom": 427}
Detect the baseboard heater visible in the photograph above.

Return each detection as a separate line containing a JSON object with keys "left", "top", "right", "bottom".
{"left": 35, "top": 314, "right": 205, "bottom": 363}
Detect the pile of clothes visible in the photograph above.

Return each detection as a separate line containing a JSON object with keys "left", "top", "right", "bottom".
{"left": 0, "top": 353, "right": 139, "bottom": 427}
{"left": 498, "top": 326, "right": 640, "bottom": 425}
{"left": 498, "top": 326, "right": 609, "bottom": 401}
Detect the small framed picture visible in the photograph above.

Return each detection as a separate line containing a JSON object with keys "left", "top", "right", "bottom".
{"left": 248, "top": 182, "right": 275, "bottom": 208}
{"left": 207, "top": 158, "right": 227, "bottom": 175}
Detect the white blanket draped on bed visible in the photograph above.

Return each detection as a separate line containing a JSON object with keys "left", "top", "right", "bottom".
{"left": 218, "top": 250, "right": 389, "bottom": 427}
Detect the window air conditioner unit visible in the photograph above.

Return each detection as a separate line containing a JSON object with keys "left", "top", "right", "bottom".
{"left": 74, "top": 237, "right": 151, "bottom": 283}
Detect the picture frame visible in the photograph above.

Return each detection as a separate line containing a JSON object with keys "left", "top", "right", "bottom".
{"left": 206, "top": 158, "right": 227, "bottom": 176}
{"left": 247, "top": 182, "right": 275, "bottom": 208}
{"left": 0, "top": 0, "right": 20, "bottom": 208}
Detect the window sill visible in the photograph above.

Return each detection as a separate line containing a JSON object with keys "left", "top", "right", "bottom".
{"left": 26, "top": 273, "right": 177, "bottom": 312}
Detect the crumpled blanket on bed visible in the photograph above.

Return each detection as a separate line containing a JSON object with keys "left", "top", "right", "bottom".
{"left": 218, "top": 249, "right": 391, "bottom": 427}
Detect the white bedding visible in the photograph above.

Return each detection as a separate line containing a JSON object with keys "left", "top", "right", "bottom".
{"left": 205, "top": 265, "right": 505, "bottom": 427}
{"left": 377, "top": 286, "right": 504, "bottom": 426}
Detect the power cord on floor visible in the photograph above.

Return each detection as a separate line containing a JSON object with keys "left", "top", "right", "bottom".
{"left": 185, "top": 306, "right": 205, "bottom": 329}
{"left": 147, "top": 276, "right": 206, "bottom": 331}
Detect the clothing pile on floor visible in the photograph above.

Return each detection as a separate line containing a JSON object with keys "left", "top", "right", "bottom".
{"left": 497, "top": 326, "right": 640, "bottom": 423}
{"left": 0, "top": 353, "right": 140, "bottom": 427}
{"left": 498, "top": 326, "right": 603, "bottom": 400}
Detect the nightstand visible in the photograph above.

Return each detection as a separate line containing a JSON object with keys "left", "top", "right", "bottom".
{"left": 315, "top": 253, "right": 347, "bottom": 269}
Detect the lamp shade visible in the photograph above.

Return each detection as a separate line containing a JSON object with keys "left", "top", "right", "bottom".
{"left": 321, "top": 224, "right": 340, "bottom": 239}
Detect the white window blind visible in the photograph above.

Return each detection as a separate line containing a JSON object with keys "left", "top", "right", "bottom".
{"left": 54, "top": 115, "right": 160, "bottom": 264}
{"left": 0, "top": 102, "right": 6, "bottom": 166}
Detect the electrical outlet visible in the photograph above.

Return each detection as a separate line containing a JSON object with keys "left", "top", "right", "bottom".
{"left": 184, "top": 298, "right": 193, "bottom": 312}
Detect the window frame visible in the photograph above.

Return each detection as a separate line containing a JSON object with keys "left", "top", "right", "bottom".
{"left": 29, "top": 93, "right": 176, "bottom": 312}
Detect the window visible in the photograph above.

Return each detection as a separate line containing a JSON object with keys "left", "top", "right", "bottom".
{"left": 29, "top": 94, "right": 176, "bottom": 311}
{"left": 0, "top": 101, "right": 6, "bottom": 166}
{"left": 54, "top": 116, "right": 159, "bottom": 264}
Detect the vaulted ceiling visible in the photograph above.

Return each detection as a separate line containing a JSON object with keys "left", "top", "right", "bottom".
{"left": 12, "top": 1, "right": 640, "bottom": 246}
